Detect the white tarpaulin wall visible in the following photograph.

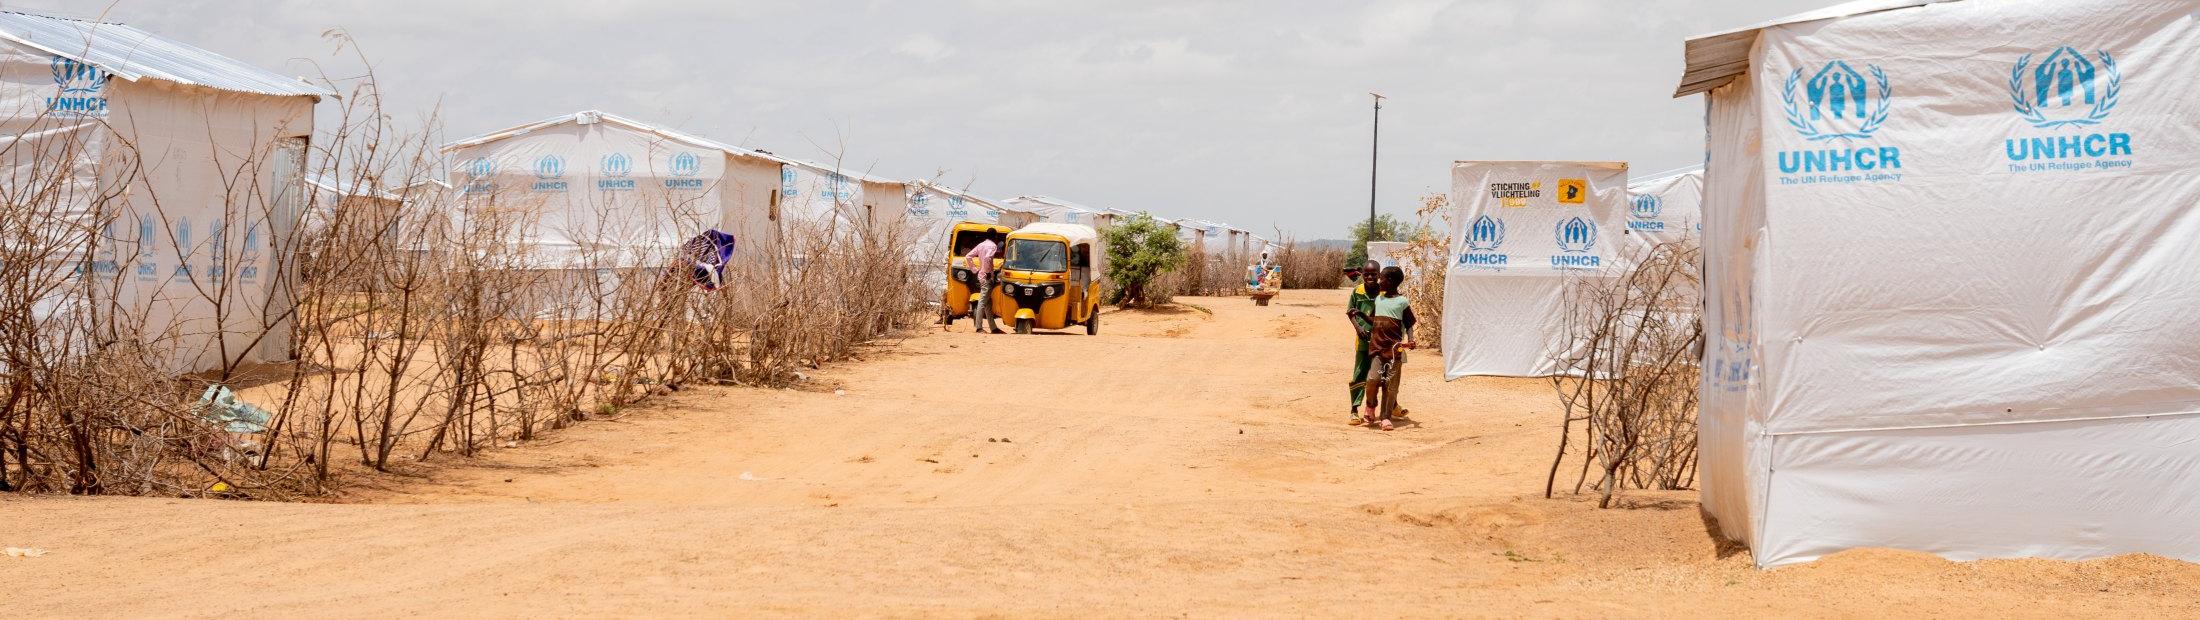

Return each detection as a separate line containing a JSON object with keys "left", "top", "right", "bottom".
{"left": 1682, "top": 0, "right": 2200, "bottom": 568}
{"left": 442, "top": 111, "right": 786, "bottom": 318}
{"left": 1442, "top": 161, "right": 1628, "bottom": 378}
{"left": 0, "top": 17, "right": 324, "bottom": 374}
{"left": 907, "top": 182, "right": 1029, "bottom": 293}
{"left": 1367, "top": 241, "right": 1407, "bottom": 268}
{"left": 446, "top": 114, "right": 735, "bottom": 270}
{"left": 1623, "top": 168, "right": 1702, "bottom": 251}
{"left": 779, "top": 161, "right": 865, "bottom": 225}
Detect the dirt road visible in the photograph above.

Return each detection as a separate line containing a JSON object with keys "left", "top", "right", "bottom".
{"left": 4, "top": 290, "right": 2196, "bottom": 617}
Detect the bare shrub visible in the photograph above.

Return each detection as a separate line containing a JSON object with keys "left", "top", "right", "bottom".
{"left": 0, "top": 72, "right": 321, "bottom": 495}
{"left": 678, "top": 212, "right": 925, "bottom": 388}
{"left": 1544, "top": 241, "right": 1704, "bottom": 508}
{"left": 6, "top": 33, "right": 924, "bottom": 498}
{"left": 1272, "top": 236, "right": 1345, "bottom": 290}
{"left": 1398, "top": 193, "right": 1452, "bottom": 349}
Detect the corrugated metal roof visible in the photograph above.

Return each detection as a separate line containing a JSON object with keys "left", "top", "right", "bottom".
{"left": 1674, "top": 0, "right": 1946, "bottom": 97}
{"left": 0, "top": 10, "right": 331, "bottom": 98}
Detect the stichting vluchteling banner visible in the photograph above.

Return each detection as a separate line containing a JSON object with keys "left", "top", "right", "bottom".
{"left": 1442, "top": 161, "right": 1628, "bottom": 378}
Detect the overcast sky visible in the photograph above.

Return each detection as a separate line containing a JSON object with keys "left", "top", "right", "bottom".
{"left": 8, "top": 0, "right": 1828, "bottom": 238}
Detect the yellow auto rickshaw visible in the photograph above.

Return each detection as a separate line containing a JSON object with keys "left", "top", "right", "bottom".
{"left": 988, "top": 223, "right": 1102, "bottom": 335}
{"left": 942, "top": 221, "right": 1013, "bottom": 326}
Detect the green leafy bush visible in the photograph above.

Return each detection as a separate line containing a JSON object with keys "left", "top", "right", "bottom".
{"left": 1102, "top": 212, "right": 1187, "bottom": 306}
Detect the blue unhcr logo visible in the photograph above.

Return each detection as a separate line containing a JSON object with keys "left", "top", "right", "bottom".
{"left": 1550, "top": 217, "right": 1600, "bottom": 270}
{"left": 48, "top": 56, "right": 109, "bottom": 116}
{"left": 135, "top": 215, "right": 157, "bottom": 280}
{"left": 908, "top": 191, "right": 934, "bottom": 217}
{"left": 2012, "top": 47, "right": 2120, "bottom": 129}
{"left": 531, "top": 155, "right": 568, "bottom": 192}
{"left": 1456, "top": 214, "right": 1508, "bottom": 271}
{"left": 459, "top": 157, "right": 496, "bottom": 194}
{"left": 666, "top": 152, "right": 705, "bottom": 190}
{"left": 598, "top": 153, "right": 636, "bottom": 191}
{"left": 1776, "top": 60, "right": 1904, "bottom": 185}
{"left": 2004, "top": 47, "right": 2133, "bottom": 173}
{"left": 239, "top": 223, "right": 261, "bottom": 283}
{"left": 1628, "top": 195, "right": 1665, "bottom": 232}
{"left": 172, "top": 218, "right": 194, "bottom": 281}
{"left": 1783, "top": 60, "right": 1889, "bottom": 141}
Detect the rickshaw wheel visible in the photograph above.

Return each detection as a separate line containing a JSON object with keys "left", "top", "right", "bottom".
{"left": 1015, "top": 317, "right": 1033, "bottom": 335}
{"left": 1085, "top": 311, "right": 1099, "bottom": 335}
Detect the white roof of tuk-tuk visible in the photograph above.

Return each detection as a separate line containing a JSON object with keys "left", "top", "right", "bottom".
{"left": 1012, "top": 222, "right": 1098, "bottom": 246}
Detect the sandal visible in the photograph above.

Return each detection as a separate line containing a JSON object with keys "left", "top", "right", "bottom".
{"left": 1360, "top": 407, "right": 1380, "bottom": 426}
{"left": 1348, "top": 414, "right": 1366, "bottom": 426}
{"left": 1378, "top": 418, "right": 1395, "bottom": 431}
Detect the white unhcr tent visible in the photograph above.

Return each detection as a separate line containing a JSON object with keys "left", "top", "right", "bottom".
{"left": 444, "top": 110, "right": 788, "bottom": 266}
{"left": 1441, "top": 161, "right": 1628, "bottom": 378}
{"left": 0, "top": 11, "right": 328, "bottom": 373}
{"left": 1366, "top": 241, "right": 1407, "bottom": 268}
{"left": 1005, "top": 195, "right": 1113, "bottom": 229}
{"left": 906, "top": 181, "right": 1034, "bottom": 292}
{"left": 1623, "top": 167, "right": 1702, "bottom": 251}
{"left": 1682, "top": 0, "right": 2200, "bottom": 567}
{"left": 1004, "top": 195, "right": 1115, "bottom": 281}
{"left": 441, "top": 110, "right": 788, "bottom": 311}
{"left": 781, "top": 159, "right": 909, "bottom": 230}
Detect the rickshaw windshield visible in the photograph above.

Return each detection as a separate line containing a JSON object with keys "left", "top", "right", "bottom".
{"left": 1004, "top": 238, "right": 1068, "bottom": 272}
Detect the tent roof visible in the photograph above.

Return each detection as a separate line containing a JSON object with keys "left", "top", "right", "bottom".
{"left": 0, "top": 10, "right": 332, "bottom": 98}
{"left": 910, "top": 180, "right": 1031, "bottom": 217}
{"left": 1012, "top": 222, "right": 1097, "bottom": 246}
{"left": 441, "top": 110, "right": 791, "bottom": 165}
{"left": 782, "top": 157, "right": 902, "bottom": 186}
{"left": 1629, "top": 165, "right": 1705, "bottom": 186}
{"left": 1673, "top": 0, "right": 1948, "bottom": 97}
{"left": 306, "top": 174, "right": 400, "bottom": 201}
{"left": 1181, "top": 218, "right": 1228, "bottom": 233}
{"left": 1004, "top": 194, "right": 1103, "bottom": 215}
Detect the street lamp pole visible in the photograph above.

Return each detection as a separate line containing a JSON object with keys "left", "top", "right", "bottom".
{"left": 1367, "top": 92, "right": 1385, "bottom": 261}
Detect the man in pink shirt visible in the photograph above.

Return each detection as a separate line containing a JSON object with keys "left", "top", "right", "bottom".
{"left": 964, "top": 238, "right": 1002, "bottom": 333}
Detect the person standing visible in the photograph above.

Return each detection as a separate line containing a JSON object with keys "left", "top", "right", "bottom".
{"left": 1363, "top": 266, "right": 1418, "bottom": 431}
{"left": 966, "top": 238, "right": 1003, "bottom": 334}
{"left": 1345, "top": 260, "right": 1380, "bottom": 425}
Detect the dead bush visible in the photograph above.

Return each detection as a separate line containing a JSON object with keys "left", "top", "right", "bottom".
{"left": 1544, "top": 240, "right": 1703, "bottom": 508}
{"left": 1272, "top": 237, "right": 1345, "bottom": 290}
{"left": 1398, "top": 193, "right": 1452, "bottom": 349}
{"left": 3, "top": 36, "right": 923, "bottom": 498}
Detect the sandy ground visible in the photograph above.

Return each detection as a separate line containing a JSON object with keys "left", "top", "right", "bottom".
{"left": 4, "top": 289, "right": 2197, "bottom": 617}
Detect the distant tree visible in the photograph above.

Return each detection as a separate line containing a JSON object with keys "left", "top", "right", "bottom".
{"left": 1103, "top": 212, "right": 1188, "bottom": 307}
{"left": 1347, "top": 213, "right": 1410, "bottom": 267}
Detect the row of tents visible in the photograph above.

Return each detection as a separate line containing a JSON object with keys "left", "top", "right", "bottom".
{"left": 432, "top": 110, "right": 1280, "bottom": 287}
{"left": 1437, "top": 0, "right": 2199, "bottom": 570}
{"left": 0, "top": 9, "right": 1279, "bottom": 376}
